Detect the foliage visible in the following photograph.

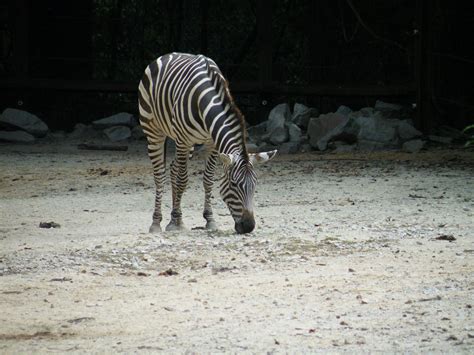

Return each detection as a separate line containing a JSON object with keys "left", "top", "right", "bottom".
{"left": 463, "top": 124, "right": 474, "bottom": 147}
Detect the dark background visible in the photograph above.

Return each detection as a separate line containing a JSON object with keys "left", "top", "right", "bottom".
{"left": 1, "top": 0, "right": 473, "bottom": 132}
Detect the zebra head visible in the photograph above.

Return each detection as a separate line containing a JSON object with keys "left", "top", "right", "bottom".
{"left": 219, "top": 150, "right": 277, "bottom": 234}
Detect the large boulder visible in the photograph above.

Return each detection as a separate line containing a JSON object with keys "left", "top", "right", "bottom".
{"left": 292, "top": 103, "right": 315, "bottom": 129}
{"left": 0, "top": 130, "right": 35, "bottom": 143}
{"left": 268, "top": 126, "right": 288, "bottom": 145}
{"left": 355, "top": 115, "right": 398, "bottom": 145}
{"left": 0, "top": 108, "right": 49, "bottom": 137}
{"left": 103, "top": 125, "right": 131, "bottom": 142}
{"left": 92, "top": 112, "right": 137, "bottom": 128}
{"left": 397, "top": 120, "right": 422, "bottom": 141}
{"left": 287, "top": 122, "right": 302, "bottom": 143}
{"left": 279, "top": 141, "right": 300, "bottom": 154}
{"left": 247, "top": 121, "right": 267, "bottom": 144}
{"left": 335, "top": 105, "right": 352, "bottom": 117}
{"left": 267, "top": 103, "right": 291, "bottom": 133}
{"left": 307, "top": 113, "right": 350, "bottom": 151}
{"left": 69, "top": 123, "right": 103, "bottom": 140}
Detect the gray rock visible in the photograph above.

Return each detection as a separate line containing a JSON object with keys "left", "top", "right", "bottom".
{"left": 131, "top": 125, "right": 146, "bottom": 140}
{"left": 356, "top": 115, "right": 398, "bottom": 144}
{"left": 247, "top": 121, "right": 267, "bottom": 143}
{"left": 93, "top": 112, "right": 137, "bottom": 128}
{"left": 357, "top": 140, "right": 393, "bottom": 151}
{"left": 69, "top": 123, "right": 103, "bottom": 140}
{"left": 267, "top": 103, "right": 291, "bottom": 134}
{"left": 287, "top": 123, "right": 302, "bottom": 143}
{"left": 428, "top": 135, "right": 453, "bottom": 144}
{"left": 292, "top": 103, "right": 315, "bottom": 129}
{"left": 0, "top": 130, "right": 35, "bottom": 143}
{"left": 279, "top": 142, "right": 300, "bottom": 154}
{"left": 397, "top": 120, "right": 422, "bottom": 140}
{"left": 331, "top": 141, "right": 357, "bottom": 153}
{"left": 258, "top": 142, "right": 278, "bottom": 152}
{"left": 0, "top": 108, "right": 49, "bottom": 137}
{"left": 269, "top": 126, "right": 289, "bottom": 145}
{"left": 336, "top": 105, "right": 352, "bottom": 117}
{"left": 374, "top": 100, "right": 403, "bottom": 112}
{"left": 359, "top": 107, "right": 375, "bottom": 116}
{"left": 307, "top": 113, "right": 350, "bottom": 151}
{"left": 402, "top": 139, "right": 425, "bottom": 153}
{"left": 246, "top": 143, "right": 259, "bottom": 153}
{"left": 299, "top": 143, "right": 312, "bottom": 153}
{"left": 103, "top": 125, "right": 131, "bottom": 142}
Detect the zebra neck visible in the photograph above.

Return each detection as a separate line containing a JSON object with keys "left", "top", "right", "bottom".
{"left": 208, "top": 112, "right": 247, "bottom": 157}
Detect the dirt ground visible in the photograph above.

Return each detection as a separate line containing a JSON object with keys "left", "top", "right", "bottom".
{"left": 0, "top": 139, "right": 473, "bottom": 353}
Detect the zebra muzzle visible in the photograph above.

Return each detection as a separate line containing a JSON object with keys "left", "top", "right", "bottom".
{"left": 235, "top": 209, "right": 255, "bottom": 234}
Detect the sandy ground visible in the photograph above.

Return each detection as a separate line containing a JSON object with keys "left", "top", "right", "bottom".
{"left": 0, "top": 139, "right": 473, "bottom": 353}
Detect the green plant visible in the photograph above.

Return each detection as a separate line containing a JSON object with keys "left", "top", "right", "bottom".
{"left": 463, "top": 124, "right": 474, "bottom": 147}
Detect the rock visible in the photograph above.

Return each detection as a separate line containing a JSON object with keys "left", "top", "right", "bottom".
{"left": 48, "top": 131, "right": 67, "bottom": 140}
{"left": 336, "top": 105, "right": 352, "bottom": 117}
{"left": 131, "top": 125, "right": 145, "bottom": 140}
{"left": 402, "top": 139, "right": 425, "bottom": 153}
{"left": 356, "top": 115, "right": 398, "bottom": 145}
{"left": 92, "top": 112, "right": 137, "bottom": 128}
{"left": 359, "top": 107, "right": 375, "bottom": 116}
{"left": 292, "top": 103, "right": 315, "bottom": 129}
{"left": 0, "top": 130, "right": 35, "bottom": 143}
{"left": 103, "top": 126, "right": 131, "bottom": 142}
{"left": 374, "top": 100, "right": 403, "bottom": 112}
{"left": 279, "top": 142, "right": 300, "bottom": 154}
{"left": 267, "top": 103, "right": 291, "bottom": 134}
{"left": 437, "top": 126, "right": 465, "bottom": 139}
{"left": 397, "top": 120, "right": 422, "bottom": 140}
{"left": 428, "top": 135, "right": 453, "bottom": 144}
{"left": 307, "top": 113, "right": 350, "bottom": 151}
{"left": 331, "top": 141, "right": 357, "bottom": 153}
{"left": 357, "top": 140, "right": 392, "bottom": 151}
{"left": 247, "top": 121, "right": 267, "bottom": 144}
{"left": 258, "top": 142, "right": 278, "bottom": 152}
{"left": 299, "top": 143, "right": 312, "bottom": 153}
{"left": 287, "top": 123, "right": 302, "bottom": 143}
{"left": 246, "top": 143, "right": 259, "bottom": 153}
{"left": 69, "top": 124, "right": 103, "bottom": 140}
{"left": 0, "top": 108, "right": 49, "bottom": 137}
{"left": 269, "top": 126, "right": 288, "bottom": 145}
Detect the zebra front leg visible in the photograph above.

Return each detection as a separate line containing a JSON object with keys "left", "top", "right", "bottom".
{"left": 147, "top": 136, "right": 167, "bottom": 233}
{"left": 166, "top": 144, "right": 190, "bottom": 231}
{"left": 203, "top": 149, "right": 219, "bottom": 230}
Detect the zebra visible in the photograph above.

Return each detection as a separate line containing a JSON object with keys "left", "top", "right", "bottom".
{"left": 138, "top": 53, "right": 276, "bottom": 234}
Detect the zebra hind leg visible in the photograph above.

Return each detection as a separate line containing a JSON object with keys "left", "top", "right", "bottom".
{"left": 203, "top": 149, "right": 219, "bottom": 230}
{"left": 147, "top": 135, "right": 167, "bottom": 233}
{"left": 165, "top": 143, "right": 189, "bottom": 231}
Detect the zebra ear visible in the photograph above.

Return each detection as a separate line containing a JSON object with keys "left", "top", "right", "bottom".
{"left": 219, "top": 153, "right": 236, "bottom": 166}
{"left": 249, "top": 150, "right": 278, "bottom": 164}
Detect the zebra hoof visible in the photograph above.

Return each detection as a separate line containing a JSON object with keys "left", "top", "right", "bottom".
{"left": 165, "top": 222, "right": 186, "bottom": 232}
{"left": 149, "top": 223, "right": 162, "bottom": 234}
{"left": 205, "top": 221, "right": 218, "bottom": 231}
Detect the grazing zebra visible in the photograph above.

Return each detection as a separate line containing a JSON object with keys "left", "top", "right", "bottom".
{"left": 138, "top": 53, "right": 276, "bottom": 234}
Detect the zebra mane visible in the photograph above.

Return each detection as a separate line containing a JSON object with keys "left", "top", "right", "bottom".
{"left": 215, "top": 71, "right": 249, "bottom": 159}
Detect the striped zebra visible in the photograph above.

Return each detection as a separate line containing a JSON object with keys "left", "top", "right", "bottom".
{"left": 138, "top": 53, "right": 277, "bottom": 234}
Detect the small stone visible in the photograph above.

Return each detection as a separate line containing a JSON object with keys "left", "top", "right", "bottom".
{"left": 402, "top": 139, "right": 425, "bottom": 153}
